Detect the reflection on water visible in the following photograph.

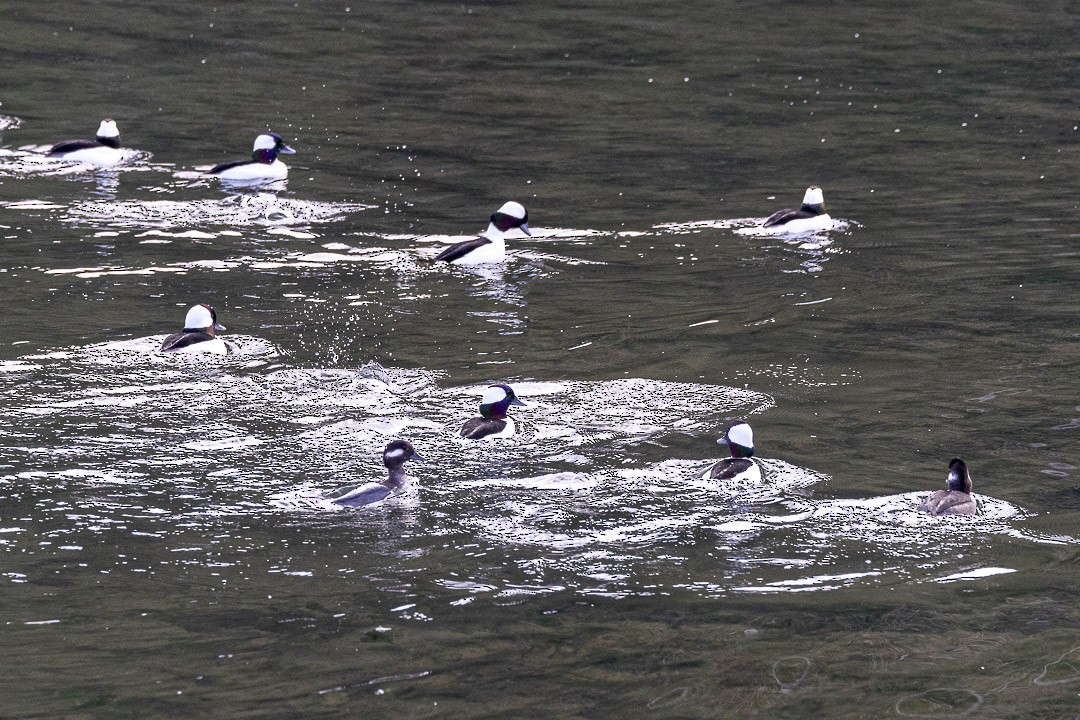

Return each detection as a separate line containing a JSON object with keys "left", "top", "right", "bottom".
{"left": 656, "top": 216, "right": 855, "bottom": 273}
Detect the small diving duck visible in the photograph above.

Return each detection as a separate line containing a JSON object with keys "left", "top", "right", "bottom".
{"left": 331, "top": 440, "right": 424, "bottom": 508}
{"left": 48, "top": 119, "right": 125, "bottom": 166}
{"left": 460, "top": 384, "right": 528, "bottom": 439}
{"left": 917, "top": 457, "right": 978, "bottom": 516}
{"left": 208, "top": 132, "right": 295, "bottom": 182}
{"left": 435, "top": 201, "right": 531, "bottom": 264}
{"left": 762, "top": 186, "right": 832, "bottom": 233}
{"left": 160, "top": 304, "right": 228, "bottom": 354}
{"left": 705, "top": 421, "right": 763, "bottom": 482}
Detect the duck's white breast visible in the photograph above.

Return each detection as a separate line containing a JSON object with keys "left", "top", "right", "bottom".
{"left": 59, "top": 146, "right": 125, "bottom": 166}
{"left": 450, "top": 238, "right": 506, "bottom": 265}
{"left": 487, "top": 417, "right": 517, "bottom": 438}
{"left": 766, "top": 214, "right": 833, "bottom": 234}
{"left": 172, "top": 337, "right": 229, "bottom": 355}
{"left": 216, "top": 160, "right": 288, "bottom": 181}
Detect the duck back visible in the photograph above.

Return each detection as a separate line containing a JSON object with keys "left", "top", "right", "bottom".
{"left": 918, "top": 490, "right": 977, "bottom": 516}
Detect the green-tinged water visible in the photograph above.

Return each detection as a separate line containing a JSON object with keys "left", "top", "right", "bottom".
{"left": 1, "top": 1, "right": 1079, "bottom": 717}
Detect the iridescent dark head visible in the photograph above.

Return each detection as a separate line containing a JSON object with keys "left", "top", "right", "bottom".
{"left": 489, "top": 201, "right": 530, "bottom": 235}
{"left": 478, "top": 383, "right": 528, "bottom": 419}
{"left": 719, "top": 421, "right": 755, "bottom": 458}
{"left": 251, "top": 133, "right": 296, "bottom": 164}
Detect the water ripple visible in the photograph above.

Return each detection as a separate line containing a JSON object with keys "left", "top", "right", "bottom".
{"left": 0, "top": 346, "right": 1063, "bottom": 600}
{"left": 64, "top": 193, "right": 373, "bottom": 229}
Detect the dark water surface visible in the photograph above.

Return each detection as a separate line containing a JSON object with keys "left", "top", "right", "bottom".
{"left": 2, "top": 1, "right": 1080, "bottom": 717}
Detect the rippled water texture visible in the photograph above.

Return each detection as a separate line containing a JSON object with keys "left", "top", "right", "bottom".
{"left": 2, "top": 0, "right": 1079, "bottom": 717}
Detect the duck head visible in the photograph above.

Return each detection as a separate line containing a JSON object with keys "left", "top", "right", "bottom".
{"left": 719, "top": 421, "right": 755, "bottom": 458}
{"left": 486, "top": 201, "right": 530, "bottom": 237}
{"left": 183, "top": 303, "right": 226, "bottom": 333}
{"left": 800, "top": 186, "right": 825, "bottom": 212}
{"left": 96, "top": 119, "right": 120, "bottom": 148}
{"left": 252, "top": 133, "right": 295, "bottom": 164}
{"left": 383, "top": 439, "right": 424, "bottom": 471}
{"left": 478, "top": 383, "right": 528, "bottom": 420}
{"left": 947, "top": 457, "right": 972, "bottom": 493}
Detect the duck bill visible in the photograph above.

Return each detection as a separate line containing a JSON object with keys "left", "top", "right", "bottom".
{"left": 213, "top": 322, "right": 226, "bottom": 331}
{"left": 409, "top": 452, "right": 426, "bottom": 462}
{"left": 520, "top": 222, "right": 531, "bottom": 236}
{"left": 279, "top": 145, "right": 296, "bottom": 155}
{"left": 511, "top": 398, "right": 528, "bottom": 407}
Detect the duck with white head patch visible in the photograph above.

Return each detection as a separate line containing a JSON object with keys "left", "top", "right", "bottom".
{"left": 918, "top": 457, "right": 978, "bottom": 516}
{"left": 48, "top": 119, "right": 125, "bottom": 166}
{"left": 208, "top": 132, "right": 295, "bottom": 182}
{"left": 331, "top": 440, "right": 425, "bottom": 508}
{"left": 762, "top": 186, "right": 832, "bottom": 233}
{"left": 435, "top": 201, "right": 530, "bottom": 264}
{"left": 160, "top": 304, "right": 228, "bottom": 354}
{"left": 705, "top": 421, "right": 763, "bottom": 482}
{"left": 460, "top": 384, "right": 528, "bottom": 439}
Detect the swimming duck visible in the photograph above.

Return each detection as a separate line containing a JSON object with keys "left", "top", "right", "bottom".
{"left": 208, "top": 132, "right": 295, "bottom": 182}
{"left": 331, "top": 440, "right": 425, "bottom": 507}
{"left": 917, "top": 457, "right": 978, "bottom": 516}
{"left": 460, "top": 384, "right": 528, "bottom": 439}
{"left": 435, "top": 201, "right": 530, "bottom": 264}
{"left": 160, "top": 304, "right": 228, "bottom": 354}
{"left": 48, "top": 119, "right": 125, "bottom": 166}
{"left": 705, "top": 421, "right": 763, "bottom": 482}
{"left": 762, "top": 186, "right": 832, "bottom": 232}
